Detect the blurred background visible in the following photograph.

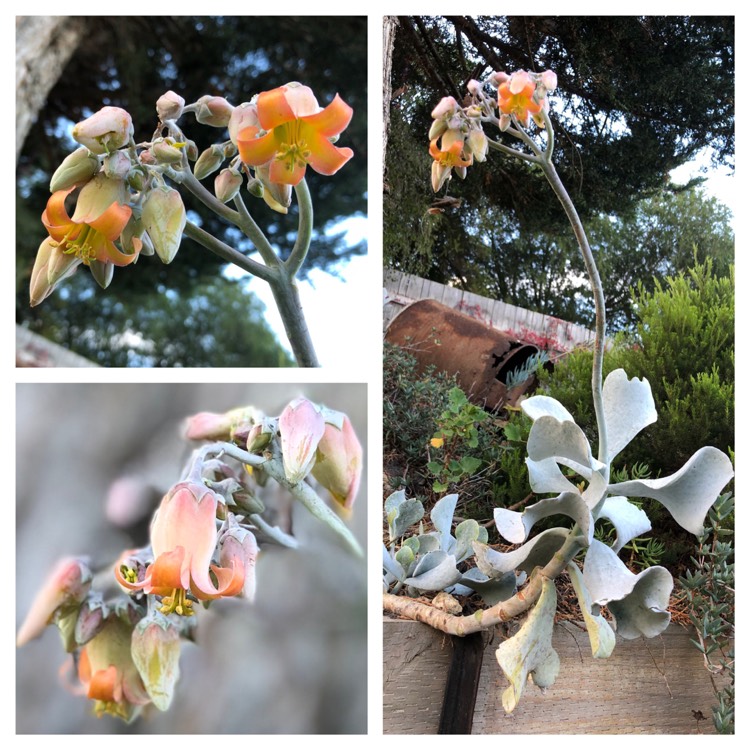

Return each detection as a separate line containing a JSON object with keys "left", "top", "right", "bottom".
{"left": 15, "top": 382, "right": 367, "bottom": 733}
{"left": 16, "top": 16, "right": 368, "bottom": 366}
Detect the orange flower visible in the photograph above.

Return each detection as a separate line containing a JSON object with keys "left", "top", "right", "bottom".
{"left": 76, "top": 617, "right": 150, "bottom": 722}
{"left": 237, "top": 82, "right": 353, "bottom": 186}
{"left": 115, "top": 482, "right": 244, "bottom": 615}
{"left": 429, "top": 129, "right": 472, "bottom": 192}
{"left": 495, "top": 70, "right": 544, "bottom": 127}
{"left": 41, "top": 176, "right": 140, "bottom": 268}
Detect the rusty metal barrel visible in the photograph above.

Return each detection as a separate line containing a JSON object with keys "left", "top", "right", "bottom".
{"left": 385, "top": 298, "right": 540, "bottom": 410}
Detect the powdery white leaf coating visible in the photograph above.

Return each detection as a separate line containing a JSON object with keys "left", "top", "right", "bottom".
{"left": 566, "top": 562, "right": 616, "bottom": 658}
{"left": 382, "top": 543, "right": 405, "bottom": 582}
{"left": 597, "top": 496, "right": 652, "bottom": 552}
{"left": 495, "top": 577, "right": 560, "bottom": 713}
{"left": 607, "top": 446, "right": 735, "bottom": 536}
{"left": 473, "top": 528, "right": 569, "bottom": 577}
{"left": 521, "top": 395, "right": 575, "bottom": 423}
{"left": 583, "top": 540, "right": 672, "bottom": 639}
{"left": 458, "top": 567, "right": 518, "bottom": 605}
{"left": 602, "top": 369, "right": 658, "bottom": 463}
{"left": 527, "top": 416, "right": 605, "bottom": 473}
{"left": 525, "top": 456, "right": 580, "bottom": 495}
{"left": 430, "top": 493, "right": 459, "bottom": 553}
{"left": 494, "top": 492, "right": 593, "bottom": 545}
{"left": 403, "top": 550, "right": 461, "bottom": 591}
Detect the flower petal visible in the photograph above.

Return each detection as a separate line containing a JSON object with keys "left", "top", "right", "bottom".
{"left": 256, "top": 87, "right": 296, "bottom": 131}
{"left": 237, "top": 128, "right": 278, "bottom": 167}
{"left": 302, "top": 126, "right": 354, "bottom": 176}
{"left": 269, "top": 156, "right": 306, "bottom": 186}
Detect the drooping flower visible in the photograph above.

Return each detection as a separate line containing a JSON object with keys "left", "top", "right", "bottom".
{"left": 130, "top": 613, "right": 182, "bottom": 711}
{"left": 75, "top": 617, "right": 151, "bottom": 722}
{"left": 494, "top": 69, "right": 544, "bottom": 127}
{"left": 429, "top": 128, "right": 472, "bottom": 193}
{"left": 141, "top": 186, "right": 186, "bottom": 264}
{"left": 311, "top": 415, "right": 363, "bottom": 512}
{"left": 115, "top": 482, "right": 245, "bottom": 614}
{"left": 237, "top": 82, "right": 353, "bottom": 186}
{"left": 16, "top": 557, "right": 92, "bottom": 647}
{"left": 278, "top": 396, "right": 326, "bottom": 483}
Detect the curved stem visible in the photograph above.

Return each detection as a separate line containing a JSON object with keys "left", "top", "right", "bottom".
{"left": 268, "top": 271, "right": 320, "bottom": 367}
{"left": 233, "top": 192, "right": 281, "bottom": 268}
{"left": 248, "top": 513, "right": 299, "bottom": 549}
{"left": 285, "top": 178, "right": 313, "bottom": 277}
{"left": 181, "top": 170, "right": 242, "bottom": 227}
{"left": 487, "top": 138, "right": 541, "bottom": 165}
{"left": 183, "top": 221, "right": 275, "bottom": 283}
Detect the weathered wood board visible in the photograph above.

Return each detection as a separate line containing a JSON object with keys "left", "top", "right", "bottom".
{"left": 384, "top": 618, "right": 725, "bottom": 735}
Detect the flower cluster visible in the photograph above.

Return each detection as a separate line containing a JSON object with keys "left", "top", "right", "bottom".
{"left": 17, "top": 397, "right": 363, "bottom": 721}
{"left": 427, "top": 69, "right": 557, "bottom": 192}
{"left": 29, "top": 83, "right": 353, "bottom": 305}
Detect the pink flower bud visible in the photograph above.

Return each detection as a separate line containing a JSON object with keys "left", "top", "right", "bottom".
{"left": 195, "top": 95, "right": 234, "bottom": 127}
{"left": 141, "top": 187, "right": 186, "bottom": 264}
{"left": 467, "top": 79, "right": 482, "bottom": 95}
{"left": 490, "top": 71, "right": 510, "bottom": 86}
{"left": 431, "top": 96, "right": 459, "bottom": 120}
{"left": 278, "top": 397, "right": 325, "bottom": 484}
{"left": 72, "top": 106, "right": 133, "bottom": 155}
{"left": 218, "top": 525, "right": 259, "bottom": 601}
{"left": 49, "top": 147, "right": 99, "bottom": 192}
{"left": 29, "top": 238, "right": 80, "bottom": 306}
{"left": 541, "top": 70, "right": 558, "bottom": 93}
{"left": 151, "top": 138, "right": 186, "bottom": 165}
{"left": 156, "top": 90, "right": 185, "bottom": 121}
{"left": 17, "top": 557, "right": 92, "bottom": 647}
{"left": 193, "top": 145, "right": 225, "bottom": 180}
{"left": 246, "top": 422, "right": 273, "bottom": 453}
{"left": 311, "top": 415, "right": 363, "bottom": 512}
{"left": 214, "top": 168, "right": 243, "bottom": 203}
{"left": 184, "top": 407, "right": 259, "bottom": 442}
{"left": 228, "top": 102, "right": 260, "bottom": 146}
{"left": 103, "top": 150, "right": 132, "bottom": 180}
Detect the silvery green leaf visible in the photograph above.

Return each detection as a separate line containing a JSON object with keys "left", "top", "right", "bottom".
{"left": 460, "top": 567, "right": 517, "bottom": 605}
{"left": 583, "top": 540, "right": 672, "bottom": 639}
{"left": 494, "top": 492, "right": 592, "bottom": 545}
{"left": 526, "top": 456, "right": 580, "bottom": 495}
{"left": 566, "top": 562, "right": 616, "bottom": 658}
{"left": 527, "top": 416, "right": 604, "bottom": 473}
{"left": 521, "top": 395, "right": 575, "bottom": 423}
{"left": 430, "top": 493, "right": 459, "bottom": 552}
{"left": 607, "top": 446, "right": 734, "bottom": 535}
{"left": 602, "top": 369, "right": 657, "bottom": 463}
{"left": 495, "top": 577, "right": 560, "bottom": 713}
{"left": 385, "top": 491, "right": 425, "bottom": 541}
{"left": 473, "top": 528, "right": 569, "bottom": 577}
{"left": 395, "top": 546, "right": 415, "bottom": 569}
{"left": 582, "top": 469, "right": 608, "bottom": 509}
{"left": 402, "top": 536, "right": 420, "bottom": 554}
{"left": 454, "top": 518, "right": 481, "bottom": 561}
{"left": 382, "top": 543, "right": 405, "bottom": 581}
{"left": 596, "top": 496, "right": 651, "bottom": 552}
{"left": 417, "top": 534, "right": 440, "bottom": 554}
{"left": 403, "top": 550, "right": 461, "bottom": 591}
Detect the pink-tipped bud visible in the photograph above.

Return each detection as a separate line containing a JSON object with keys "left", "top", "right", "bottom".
{"left": 431, "top": 96, "right": 459, "bottom": 120}
{"left": 214, "top": 168, "right": 243, "bottom": 203}
{"left": 311, "top": 415, "right": 363, "bottom": 513}
{"left": 467, "top": 79, "right": 482, "bottom": 95}
{"left": 541, "top": 70, "right": 558, "bottom": 93}
{"left": 17, "top": 557, "right": 92, "bottom": 647}
{"left": 184, "top": 407, "right": 259, "bottom": 442}
{"left": 156, "top": 90, "right": 185, "bottom": 121}
{"left": 193, "top": 145, "right": 225, "bottom": 180}
{"left": 102, "top": 150, "right": 132, "bottom": 180}
{"left": 228, "top": 102, "right": 260, "bottom": 146}
{"left": 278, "top": 397, "right": 325, "bottom": 484}
{"left": 218, "top": 525, "right": 259, "bottom": 602}
{"left": 141, "top": 187, "right": 186, "bottom": 264}
{"left": 490, "top": 71, "right": 510, "bottom": 86}
{"left": 195, "top": 95, "right": 234, "bottom": 127}
{"left": 49, "top": 148, "right": 99, "bottom": 193}
{"left": 72, "top": 106, "right": 133, "bottom": 155}
{"left": 29, "top": 238, "right": 80, "bottom": 307}
{"left": 131, "top": 615, "right": 182, "bottom": 711}
{"left": 151, "top": 138, "right": 186, "bottom": 165}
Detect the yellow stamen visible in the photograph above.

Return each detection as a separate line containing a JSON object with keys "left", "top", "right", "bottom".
{"left": 120, "top": 565, "right": 138, "bottom": 584}
{"left": 158, "top": 588, "right": 195, "bottom": 617}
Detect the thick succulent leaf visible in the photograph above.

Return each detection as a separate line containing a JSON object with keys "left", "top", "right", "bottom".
{"left": 495, "top": 577, "right": 560, "bottom": 713}
{"left": 566, "top": 562, "right": 616, "bottom": 658}
{"left": 416, "top": 534, "right": 440, "bottom": 554}
{"left": 522, "top": 395, "right": 575, "bottom": 423}
{"left": 607, "top": 446, "right": 734, "bottom": 535}
{"left": 394, "top": 546, "right": 415, "bottom": 570}
{"left": 382, "top": 543, "right": 405, "bottom": 582}
{"left": 527, "top": 416, "right": 604, "bottom": 473}
{"left": 459, "top": 567, "right": 517, "bottom": 605}
{"left": 385, "top": 490, "right": 425, "bottom": 541}
{"left": 454, "top": 518, "right": 482, "bottom": 562}
{"left": 582, "top": 469, "right": 608, "bottom": 509}
{"left": 602, "top": 369, "right": 657, "bottom": 463}
{"left": 473, "top": 528, "right": 568, "bottom": 577}
{"left": 494, "top": 492, "right": 593, "bottom": 545}
{"left": 525, "top": 456, "right": 579, "bottom": 495}
{"left": 596, "top": 496, "right": 651, "bottom": 552}
{"left": 403, "top": 550, "right": 461, "bottom": 591}
{"left": 583, "top": 540, "right": 672, "bottom": 639}
{"left": 430, "top": 494, "right": 459, "bottom": 553}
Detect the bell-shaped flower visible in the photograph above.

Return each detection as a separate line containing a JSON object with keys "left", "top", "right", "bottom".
{"left": 72, "top": 106, "right": 133, "bottom": 155}
{"left": 16, "top": 557, "right": 92, "bottom": 647}
{"left": 429, "top": 128, "right": 472, "bottom": 193}
{"left": 278, "top": 396, "right": 325, "bottom": 484}
{"left": 218, "top": 520, "right": 259, "bottom": 602}
{"left": 130, "top": 612, "right": 182, "bottom": 711}
{"left": 237, "top": 82, "right": 353, "bottom": 186}
{"left": 494, "top": 69, "right": 544, "bottom": 128}
{"left": 75, "top": 616, "right": 151, "bottom": 722}
{"left": 141, "top": 186, "right": 186, "bottom": 264}
{"left": 38, "top": 175, "right": 141, "bottom": 281}
{"left": 115, "top": 482, "right": 245, "bottom": 614}
{"left": 311, "top": 414, "right": 363, "bottom": 512}
{"left": 29, "top": 237, "right": 81, "bottom": 306}
{"left": 49, "top": 147, "right": 100, "bottom": 192}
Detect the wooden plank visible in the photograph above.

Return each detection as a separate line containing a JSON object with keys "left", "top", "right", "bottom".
{"left": 438, "top": 632, "right": 485, "bottom": 734}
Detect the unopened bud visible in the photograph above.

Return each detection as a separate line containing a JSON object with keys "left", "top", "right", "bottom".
{"left": 228, "top": 102, "right": 260, "bottom": 145}
{"left": 72, "top": 106, "right": 133, "bottom": 155}
{"left": 541, "top": 70, "right": 558, "bottom": 93}
{"left": 152, "top": 138, "right": 186, "bottom": 165}
{"left": 103, "top": 150, "right": 132, "bottom": 180}
{"left": 193, "top": 145, "right": 225, "bottom": 180}
{"left": 214, "top": 168, "right": 243, "bottom": 203}
{"left": 185, "top": 140, "right": 199, "bottom": 161}
{"left": 131, "top": 613, "right": 182, "bottom": 711}
{"left": 74, "top": 598, "right": 107, "bottom": 646}
{"left": 467, "top": 129, "right": 488, "bottom": 162}
{"left": 89, "top": 259, "right": 115, "bottom": 289}
{"left": 156, "top": 90, "right": 185, "bottom": 121}
{"left": 311, "top": 414, "right": 363, "bottom": 513}
{"left": 49, "top": 148, "right": 99, "bottom": 192}
{"left": 29, "top": 238, "right": 80, "bottom": 306}
{"left": 141, "top": 187, "right": 186, "bottom": 264}
{"left": 195, "top": 95, "right": 234, "bottom": 127}
{"left": 246, "top": 421, "right": 273, "bottom": 453}
{"left": 278, "top": 397, "right": 325, "bottom": 484}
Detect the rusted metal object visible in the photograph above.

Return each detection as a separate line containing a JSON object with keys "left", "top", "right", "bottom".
{"left": 385, "top": 299, "right": 540, "bottom": 411}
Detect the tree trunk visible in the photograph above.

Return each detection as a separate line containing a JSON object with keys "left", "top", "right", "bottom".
{"left": 382, "top": 16, "right": 398, "bottom": 179}
{"left": 15, "top": 16, "right": 87, "bottom": 162}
